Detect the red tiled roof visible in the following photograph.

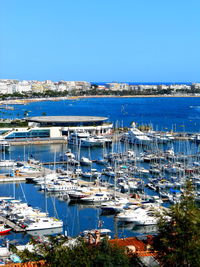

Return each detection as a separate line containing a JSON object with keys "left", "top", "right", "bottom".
{"left": 109, "top": 236, "right": 157, "bottom": 257}
{"left": 109, "top": 237, "right": 145, "bottom": 251}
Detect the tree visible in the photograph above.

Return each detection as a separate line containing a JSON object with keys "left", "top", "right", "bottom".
{"left": 153, "top": 180, "right": 200, "bottom": 266}
{"left": 14, "top": 236, "right": 141, "bottom": 267}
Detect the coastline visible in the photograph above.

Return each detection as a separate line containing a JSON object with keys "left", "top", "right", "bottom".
{"left": 0, "top": 94, "right": 200, "bottom": 105}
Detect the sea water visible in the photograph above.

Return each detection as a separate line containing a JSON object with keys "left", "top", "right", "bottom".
{"left": 0, "top": 97, "right": 200, "bottom": 245}
{"left": 1, "top": 96, "right": 200, "bottom": 132}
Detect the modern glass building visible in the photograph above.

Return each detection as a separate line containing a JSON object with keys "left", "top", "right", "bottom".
{"left": 0, "top": 116, "right": 113, "bottom": 140}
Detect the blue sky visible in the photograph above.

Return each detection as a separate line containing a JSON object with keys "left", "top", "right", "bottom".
{"left": 1, "top": 0, "right": 200, "bottom": 82}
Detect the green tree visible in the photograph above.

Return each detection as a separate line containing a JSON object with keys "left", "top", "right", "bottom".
{"left": 15, "top": 236, "right": 141, "bottom": 267}
{"left": 153, "top": 180, "right": 200, "bottom": 267}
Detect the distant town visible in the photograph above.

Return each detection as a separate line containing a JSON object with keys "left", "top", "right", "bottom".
{"left": 0, "top": 79, "right": 200, "bottom": 98}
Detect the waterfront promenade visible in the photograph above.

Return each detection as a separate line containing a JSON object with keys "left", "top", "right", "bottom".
{"left": 0, "top": 94, "right": 200, "bottom": 106}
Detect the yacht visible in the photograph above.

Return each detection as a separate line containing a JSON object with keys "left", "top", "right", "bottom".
{"left": 25, "top": 216, "right": 63, "bottom": 231}
{"left": 82, "top": 169, "right": 100, "bottom": 179}
{"left": 68, "top": 131, "right": 90, "bottom": 146}
{"left": 96, "top": 158, "right": 108, "bottom": 165}
{"left": 121, "top": 125, "right": 152, "bottom": 145}
{"left": 68, "top": 187, "right": 94, "bottom": 201}
{"left": 0, "top": 160, "right": 16, "bottom": 167}
{"left": 80, "top": 192, "right": 112, "bottom": 203}
{"left": 100, "top": 197, "right": 129, "bottom": 214}
{"left": 80, "top": 137, "right": 103, "bottom": 147}
{"left": 116, "top": 205, "right": 160, "bottom": 225}
{"left": 45, "top": 181, "right": 77, "bottom": 192}
{"left": 17, "top": 165, "right": 41, "bottom": 174}
{"left": 80, "top": 156, "right": 92, "bottom": 166}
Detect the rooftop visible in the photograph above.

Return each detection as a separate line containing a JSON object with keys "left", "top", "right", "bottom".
{"left": 25, "top": 116, "right": 108, "bottom": 123}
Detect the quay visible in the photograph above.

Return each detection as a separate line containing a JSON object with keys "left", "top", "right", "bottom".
{"left": 0, "top": 164, "right": 51, "bottom": 184}
{"left": 0, "top": 215, "right": 25, "bottom": 232}
{"left": 0, "top": 175, "right": 26, "bottom": 183}
{"left": 4, "top": 131, "right": 199, "bottom": 147}
{"left": 8, "top": 138, "right": 68, "bottom": 146}
{"left": 42, "top": 159, "right": 98, "bottom": 166}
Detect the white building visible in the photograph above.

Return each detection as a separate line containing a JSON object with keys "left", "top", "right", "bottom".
{"left": 15, "top": 81, "right": 32, "bottom": 93}
{"left": 0, "top": 116, "right": 113, "bottom": 140}
{"left": 107, "top": 83, "right": 130, "bottom": 91}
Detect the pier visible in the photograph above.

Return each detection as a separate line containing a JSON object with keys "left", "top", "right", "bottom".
{"left": 8, "top": 138, "right": 68, "bottom": 146}
{"left": 0, "top": 176, "right": 26, "bottom": 183}
{"left": 0, "top": 215, "right": 25, "bottom": 232}
{"left": 4, "top": 130, "right": 199, "bottom": 147}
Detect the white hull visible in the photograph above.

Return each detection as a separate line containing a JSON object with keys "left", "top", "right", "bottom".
{"left": 26, "top": 218, "right": 63, "bottom": 231}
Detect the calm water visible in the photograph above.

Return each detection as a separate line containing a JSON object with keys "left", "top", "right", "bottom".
{"left": 0, "top": 97, "right": 200, "bottom": 245}
{"left": 1, "top": 96, "right": 200, "bottom": 132}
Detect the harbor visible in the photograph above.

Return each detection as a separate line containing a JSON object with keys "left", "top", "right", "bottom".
{"left": 0, "top": 97, "right": 199, "bottom": 263}
{"left": 0, "top": 122, "right": 199, "bottom": 238}
{"left": 1, "top": 1, "right": 200, "bottom": 264}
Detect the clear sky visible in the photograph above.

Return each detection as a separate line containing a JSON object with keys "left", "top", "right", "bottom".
{"left": 1, "top": 0, "right": 200, "bottom": 83}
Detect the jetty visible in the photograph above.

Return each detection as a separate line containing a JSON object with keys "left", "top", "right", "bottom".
{"left": 0, "top": 215, "right": 25, "bottom": 232}
{"left": 0, "top": 175, "right": 27, "bottom": 183}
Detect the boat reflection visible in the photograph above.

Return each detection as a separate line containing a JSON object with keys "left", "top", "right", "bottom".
{"left": 27, "top": 227, "right": 63, "bottom": 237}
{"left": 118, "top": 222, "right": 157, "bottom": 234}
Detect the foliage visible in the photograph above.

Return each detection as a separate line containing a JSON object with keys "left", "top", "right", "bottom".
{"left": 153, "top": 180, "right": 200, "bottom": 267}
{"left": 1, "top": 86, "right": 200, "bottom": 101}
{"left": 137, "top": 124, "right": 152, "bottom": 131}
{"left": 16, "top": 236, "right": 141, "bottom": 267}
{"left": 0, "top": 120, "right": 28, "bottom": 128}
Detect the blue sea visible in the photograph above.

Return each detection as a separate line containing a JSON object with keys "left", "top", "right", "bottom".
{"left": 2, "top": 96, "right": 200, "bottom": 132}
{"left": 0, "top": 97, "right": 199, "bottom": 245}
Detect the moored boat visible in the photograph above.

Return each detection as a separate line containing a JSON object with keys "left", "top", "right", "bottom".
{"left": 0, "top": 224, "right": 12, "bottom": 235}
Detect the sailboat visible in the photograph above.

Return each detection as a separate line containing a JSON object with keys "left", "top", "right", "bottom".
{"left": 26, "top": 158, "right": 64, "bottom": 232}
{"left": 0, "top": 146, "right": 16, "bottom": 167}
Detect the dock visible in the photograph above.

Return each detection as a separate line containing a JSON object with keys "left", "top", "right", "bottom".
{"left": 8, "top": 138, "right": 68, "bottom": 146}
{"left": 0, "top": 175, "right": 27, "bottom": 183}
{"left": 42, "top": 161, "right": 69, "bottom": 166}
{"left": 0, "top": 215, "right": 25, "bottom": 232}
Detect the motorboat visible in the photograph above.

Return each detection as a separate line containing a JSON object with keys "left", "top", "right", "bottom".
{"left": 0, "top": 160, "right": 16, "bottom": 167}
{"left": 68, "top": 187, "right": 93, "bottom": 201}
{"left": 80, "top": 137, "right": 103, "bottom": 147}
{"left": 82, "top": 169, "right": 100, "bottom": 179}
{"left": 121, "top": 123, "right": 152, "bottom": 145}
{"left": 116, "top": 205, "right": 161, "bottom": 225}
{"left": 45, "top": 181, "right": 77, "bottom": 192}
{"left": 68, "top": 131, "right": 90, "bottom": 146}
{"left": 80, "top": 192, "right": 112, "bottom": 203}
{"left": 96, "top": 158, "right": 108, "bottom": 165}
{"left": 25, "top": 216, "right": 63, "bottom": 231}
{"left": 100, "top": 197, "right": 129, "bottom": 214}
{"left": 80, "top": 156, "right": 92, "bottom": 166}
{"left": 17, "top": 165, "right": 41, "bottom": 174}
{"left": 0, "top": 224, "right": 12, "bottom": 235}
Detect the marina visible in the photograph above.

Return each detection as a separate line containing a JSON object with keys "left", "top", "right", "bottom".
{"left": 1, "top": 2, "right": 200, "bottom": 264}
{"left": 0, "top": 97, "right": 199, "bottom": 249}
